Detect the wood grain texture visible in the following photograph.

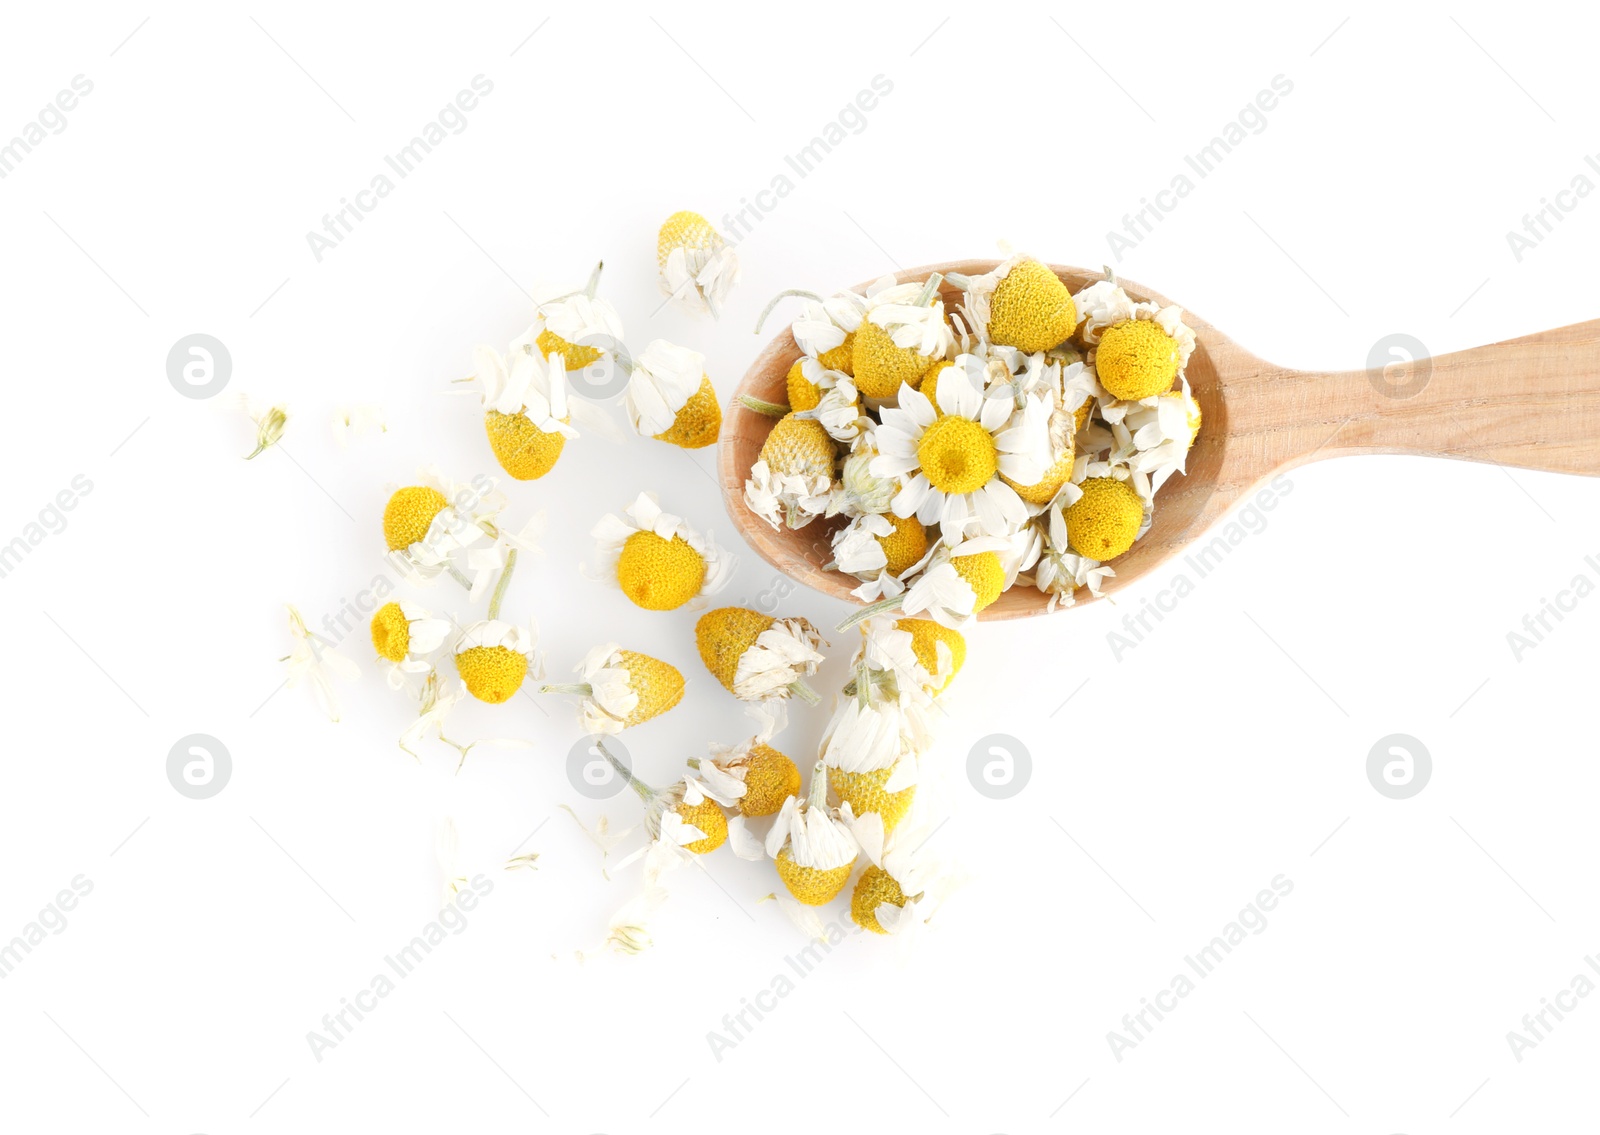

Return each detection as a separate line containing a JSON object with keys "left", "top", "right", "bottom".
{"left": 719, "top": 260, "right": 1600, "bottom": 620}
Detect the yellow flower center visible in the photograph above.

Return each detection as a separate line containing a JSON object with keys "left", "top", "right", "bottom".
{"left": 484, "top": 410, "right": 566, "bottom": 480}
{"left": 536, "top": 327, "right": 602, "bottom": 370}
{"left": 616, "top": 531, "right": 707, "bottom": 611}
{"left": 614, "top": 651, "right": 685, "bottom": 726}
{"left": 829, "top": 767, "right": 916, "bottom": 833}
{"left": 952, "top": 550, "right": 1005, "bottom": 612}
{"left": 817, "top": 331, "right": 855, "bottom": 376}
{"left": 370, "top": 603, "right": 410, "bottom": 662}
{"left": 383, "top": 486, "right": 448, "bottom": 552}
{"left": 785, "top": 359, "right": 823, "bottom": 413}
{"left": 876, "top": 513, "right": 928, "bottom": 577}
{"left": 455, "top": 645, "right": 528, "bottom": 704}
{"left": 674, "top": 797, "right": 728, "bottom": 854}
{"left": 695, "top": 607, "right": 775, "bottom": 693}
{"left": 1096, "top": 318, "right": 1179, "bottom": 401}
{"left": 986, "top": 258, "right": 1078, "bottom": 353}
{"left": 1064, "top": 477, "right": 1145, "bottom": 560}
{"left": 739, "top": 745, "right": 801, "bottom": 817}
{"left": 896, "top": 617, "right": 966, "bottom": 692}
{"left": 917, "top": 415, "right": 998, "bottom": 495}
{"left": 653, "top": 374, "right": 722, "bottom": 450}
{"left": 775, "top": 845, "right": 854, "bottom": 906}
{"left": 851, "top": 864, "right": 909, "bottom": 934}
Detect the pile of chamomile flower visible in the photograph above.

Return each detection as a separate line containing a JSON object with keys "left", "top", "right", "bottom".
{"left": 743, "top": 255, "right": 1203, "bottom": 622}
{"left": 283, "top": 213, "right": 998, "bottom": 950}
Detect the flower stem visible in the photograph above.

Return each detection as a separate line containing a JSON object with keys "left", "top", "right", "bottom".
{"left": 447, "top": 565, "right": 474, "bottom": 591}
{"left": 788, "top": 678, "right": 821, "bottom": 706}
{"left": 487, "top": 548, "right": 517, "bottom": 620}
{"left": 738, "top": 394, "right": 789, "bottom": 418}
{"left": 836, "top": 595, "right": 902, "bottom": 633}
{"left": 596, "top": 739, "right": 654, "bottom": 804}
{"left": 915, "top": 273, "right": 945, "bottom": 307}
{"left": 754, "top": 289, "right": 825, "bottom": 335}
{"left": 540, "top": 683, "right": 593, "bottom": 696}
{"left": 944, "top": 271, "right": 971, "bottom": 289}
{"left": 807, "top": 759, "right": 829, "bottom": 810}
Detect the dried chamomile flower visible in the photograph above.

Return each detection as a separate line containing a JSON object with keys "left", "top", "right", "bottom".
{"left": 691, "top": 702, "right": 801, "bottom": 818}
{"left": 1073, "top": 277, "right": 1197, "bottom": 401}
{"left": 1032, "top": 498, "right": 1116, "bottom": 610}
{"left": 784, "top": 356, "right": 844, "bottom": 412}
{"left": 657, "top": 210, "right": 740, "bottom": 319}
{"left": 623, "top": 340, "right": 721, "bottom": 449}
{"left": 695, "top": 607, "right": 826, "bottom": 705}
{"left": 852, "top": 275, "right": 954, "bottom": 400}
{"left": 767, "top": 761, "right": 859, "bottom": 906}
{"left": 757, "top": 289, "right": 867, "bottom": 375}
{"left": 854, "top": 534, "right": 1018, "bottom": 630}
{"left": 848, "top": 811, "right": 961, "bottom": 939}
{"left": 470, "top": 333, "right": 576, "bottom": 480}
{"left": 594, "top": 741, "right": 729, "bottom": 877}
{"left": 894, "top": 617, "right": 966, "bottom": 696}
{"left": 242, "top": 398, "right": 289, "bottom": 460}
{"left": 808, "top": 376, "right": 869, "bottom": 443}
{"left": 743, "top": 411, "right": 835, "bottom": 531}
{"left": 453, "top": 618, "right": 542, "bottom": 704}
{"left": 1064, "top": 476, "right": 1146, "bottom": 561}
{"left": 823, "top": 712, "right": 919, "bottom": 837}
{"left": 369, "top": 601, "right": 452, "bottom": 688}
{"left": 950, "top": 254, "right": 1078, "bottom": 353}
{"left": 400, "top": 672, "right": 466, "bottom": 758}
{"left": 830, "top": 512, "right": 928, "bottom": 602}
{"left": 590, "top": 491, "right": 735, "bottom": 611}
{"left": 826, "top": 431, "right": 896, "bottom": 519}
{"left": 1117, "top": 382, "right": 1202, "bottom": 494}
{"left": 284, "top": 604, "right": 359, "bottom": 722}
{"left": 542, "top": 643, "right": 685, "bottom": 734}
{"left": 873, "top": 362, "right": 1051, "bottom": 543}
{"left": 381, "top": 467, "right": 504, "bottom": 588}
{"left": 533, "top": 261, "right": 625, "bottom": 371}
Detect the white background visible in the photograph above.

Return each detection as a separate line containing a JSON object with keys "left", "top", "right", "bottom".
{"left": 3, "top": 2, "right": 1598, "bottom": 1131}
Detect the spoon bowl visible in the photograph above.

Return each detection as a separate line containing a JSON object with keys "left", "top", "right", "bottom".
{"left": 718, "top": 259, "right": 1600, "bottom": 619}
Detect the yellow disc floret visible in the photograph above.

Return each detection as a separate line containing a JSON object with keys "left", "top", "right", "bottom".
{"left": 615, "top": 650, "right": 685, "bottom": 725}
{"left": 986, "top": 258, "right": 1078, "bottom": 352}
{"left": 775, "top": 846, "right": 854, "bottom": 906}
{"left": 455, "top": 645, "right": 528, "bottom": 704}
{"left": 383, "top": 486, "right": 449, "bottom": 552}
{"left": 1065, "top": 477, "right": 1144, "bottom": 560}
{"left": 1096, "top": 319, "right": 1180, "bottom": 401}
{"left": 852, "top": 318, "right": 935, "bottom": 400}
{"left": 829, "top": 766, "right": 915, "bottom": 833}
{"left": 536, "top": 327, "right": 601, "bottom": 371}
{"left": 485, "top": 410, "right": 567, "bottom": 480}
{"left": 817, "top": 331, "right": 855, "bottom": 376}
{"left": 759, "top": 413, "right": 835, "bottom": 481}
{"left": 370, "top": 603, "right": 410, "bottom": 662}
{"left": 877, "top": 513, "right": 928, "bottom": 577}
{"left": 786, "top": 359, "right": 823, "bottom": 412}
{"left": 918, "top": 359, "right": 952, "bottom": 401}
{"left": 695, "top": 607, "right": 774, "bottom": 693}
{"left": 656, "top": 210, "right": 717, "bottom": 267}
{"left": 916, "top": 416, "right": 998, "bottom": 494}
{"left": 850, "top": 864, "right": 908, "bottom": 934}
{"left": 616, "top": 531, "right": 707, "bottom": 611}
{"left": 740, "top": 744, "right": 801, "bottom": 817}
{"left": 654, "top": 375, "right": 721, "bottom": 449}
{"left": 675, "top": 796, "right": 728, "bottom": 854}
{"left": 896, "top": 617, "right": 966, "bottom": 693}
{"left": 1001, "top": 446, "right": 1076, "bottom": 505}
{"left": 953, "top": 550, "right": 1005, "bottom": 612}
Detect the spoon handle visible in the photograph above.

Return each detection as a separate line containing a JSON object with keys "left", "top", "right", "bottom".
{"left": 1258, "top": 320, "right": 1600, "bottom": 478}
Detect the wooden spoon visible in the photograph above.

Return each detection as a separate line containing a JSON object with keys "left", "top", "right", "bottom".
{"left": 718, "top": 259, "right": 1600, "bottom": 620}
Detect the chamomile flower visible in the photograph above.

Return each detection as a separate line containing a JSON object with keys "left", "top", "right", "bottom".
{"left": 623, "top": 340, "right": 721, "bottom": 449}
{"left": 767, "top": 761, "right": 859, "bottom": 906}
{"left": 827, "top": 429, "right": 898, "bottom": 518}
{"left": 284, "top": 604, "right": 358, "bottom": 722}
{"left": 1118, "top": 382, "right": 1202, "bottom": 494}
{"left": 744, "top": 412, "right": 835, "bottom": 531}
{"left": 453, "top": 618, "right": 542, "bottom": 704}
{"left": 241, "top": 397, "right": 288, "bottom": 460}
{"left": 542, "top": 644, "right": 685, "bottom": 734}
{"left": 695, "top": 607, "right": 826, "bottom": 705}
{"left": 952, "top": 254, "right": 1079, "bottom": 353}
{"left": 593, "top": 740, "right": 728, "bottom": 883}
{"left": 691, "top": 703, "right": 801, "bottom": 818}
{"left": 830, "top": 512, "right": 928, "bottom": 601}
{"left": 894, "top": 534, "right": 1018, "bottom": 628}
{"left": 470, "top": 333, "right": 577, "bottom": 481}
{"left": 848, "top": 810, "right": 962, "bottom": 939}
{"left": 533, "top": 262, "right": 625, "bottom": 371}
{"left": 808, "top": 376, "right": 868, "bottom": 443}
{"left": 1064, "top": 476, "right": 1146, "bottom": 561}
{"left": 892, "top": 617, "right": 966, "bottom": 696}
{"left": 873, "top": 363, "right": 1051, "bottom": 542}
{"left": 369, "top": 601, "right": 452, "bottom": 688}
{"left": 1031, "top": 496, "right": 1116, "bottom": 609}
{"left": 852, "top": 275, "right": 954, "bottom": 400}
{"left": 400, "top": 672, "right": 467, "bottom": 759}
{"left": 590, "top": 492, "right": 735, "bottom": 611}
{"left": 773, "top": 289, "right": 868, "bottom": 375}
{"left": 381, "top": 467, "right": 504, "bottom": 588}
{"left": 1072, "top": 279, "right": 1197, "bottom": 401}
{"left": 657, "top": 210, "right": 740, "bottom": 318}
{"left": 784, "top": 356, "right": 844, "bottom": 412}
